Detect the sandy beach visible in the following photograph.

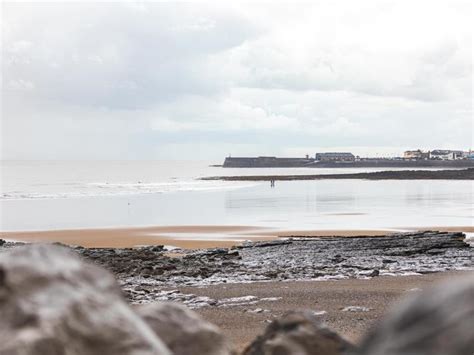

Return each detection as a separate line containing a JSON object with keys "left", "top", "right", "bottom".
{"left": 2, "top": 225, "right": 473, "bottom": 249}
{"left": 183, "top": 271, "right": 473, "bottom": 351}
{"left": 1, "top": 229, "right": 472, "bottom": 353}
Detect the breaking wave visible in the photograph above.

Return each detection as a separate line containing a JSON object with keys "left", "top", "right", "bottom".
{"left": 1, "top": 180, "right": 257, "bottom": 200}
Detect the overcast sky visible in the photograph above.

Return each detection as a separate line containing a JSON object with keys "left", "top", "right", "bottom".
{"left": 2, "top": 1, "right": 473, "bottom": 160}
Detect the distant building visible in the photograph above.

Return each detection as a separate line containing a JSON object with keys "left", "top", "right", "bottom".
{"left": 463, "top": 150, "right": 474, "bottom": 159}
{"left": 315, "top": 152, "right": 355, "bottom": 162}
{"left": 404, "top": 150, "right": 429, "bottom": 160}
{"left": 429, "top": 150, "right": 464, "bottom": 160}
{"left": 452, "top": 151, "right": 464, "bottom": 159}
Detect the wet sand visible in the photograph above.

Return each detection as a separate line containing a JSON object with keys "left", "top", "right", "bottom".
{"left": 183, "top": 271, "right": 473, "bottom": 352}
{"left": 1, "top": 226, "right": 271, "bottom": 249}
{"left": 2, "top": 225, "right": 472, "bottom": 248}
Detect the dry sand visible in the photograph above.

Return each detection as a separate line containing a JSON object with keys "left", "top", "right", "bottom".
{"left": 2, "top": 225, "right": 472, "bottom": 249}
{"left": 183, "top": 271, "right": 473, "bottom": 352}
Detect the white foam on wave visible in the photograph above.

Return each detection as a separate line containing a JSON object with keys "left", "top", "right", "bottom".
{"left": 1, "top": 180, "right": 258, "bottom": 200}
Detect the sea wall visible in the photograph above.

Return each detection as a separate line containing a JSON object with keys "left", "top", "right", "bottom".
{"left": 223, "top": 157, "right": 474, "bottom": 168}
{"left": 223, "top": 157, "right": 315, "bottom": 168}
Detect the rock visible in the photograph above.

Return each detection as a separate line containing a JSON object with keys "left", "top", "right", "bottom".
{"left": 263, "top": 270, "right": 279, "bottom": 278}
{"left": 358, "top": 276, "right": 474, "bottom": 355}
{"left": 225, "top": 250, "right": 240, "bottom": 258}
{"left": 312, "top": 310, "right": 328, "bottom": 316}
{"left": 219, "top": 295, "right": 259, "bottom": 307}
{"left": 341, "top": 306, "right": 370, "bottom": 312}
{"left": 135, "top": 302, "right": 231, "bottom": 355}
{"left": 368, "top": 269, "right": 379, "bottom": 277}
{"left": 260, "top": 297, "right": 282, "bottom": 302}
{"left": 358, "top": 270, "right": 379, "bottom": 277}
{"left": 0, "top": 239, "right": 5, "bottom": 246}
{"left": 243, "top": 310, "right": 355, "bottom": 355}
{"left": 247, "top": 308, "right": 267, "bottom": 314}
{"left": 404, "top": 287, "right": 422, "bottom": 292}
{"left": 237, "top": 240, "right": 293, "bottom": 249}
{"left": 149, "top": 245, "right": 165, "bottom": 252}
{"left": 0, "top": 244, "right": 171, "bottom": 355}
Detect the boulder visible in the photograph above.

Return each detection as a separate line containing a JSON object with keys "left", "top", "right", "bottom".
{"left": 135, "top": 302, "right": 232, "bottom": 355}
{"left": 358, "top": 275, "right": 474, "bottom": 355}
{"left": 243, "top": 310, "right": 355, "bottom": 355}
{"left": 0, "top": 244, "right": 170, "bottom": 355}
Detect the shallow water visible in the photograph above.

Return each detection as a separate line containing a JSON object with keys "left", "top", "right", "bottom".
{"left": 1, "top": 160, "right": 472, "bottom": 231}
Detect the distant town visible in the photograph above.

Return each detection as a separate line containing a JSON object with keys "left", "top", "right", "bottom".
{"left": 222, "top": 149, "right": 474, "bottom": 168}
{"left": 402, "top": 149, "right": 473, "bottom": 161}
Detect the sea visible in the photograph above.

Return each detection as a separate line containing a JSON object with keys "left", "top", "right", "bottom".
{"left": 0, "top": 160, "right": 472, "bottom": 232}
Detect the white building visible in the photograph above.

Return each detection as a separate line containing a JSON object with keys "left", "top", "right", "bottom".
{"left": 429, "top": 150, "right": 464, "bottom": 160}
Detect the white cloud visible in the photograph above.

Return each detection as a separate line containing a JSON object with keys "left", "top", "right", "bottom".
{"left": 7, "top": 79, "right": 35, "bottom": 91}
{"left": 150, "top": 95, "right": 297, "bottom": 132}
{"left": 1, "top": 1, "right": 472, "bottom": 160}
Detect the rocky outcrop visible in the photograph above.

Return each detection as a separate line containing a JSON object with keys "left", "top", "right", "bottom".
{"left": 0, "top": 244, "right": 171, "bottom": 355}
{"left": 358, "top": 276, "right": 474, "bottom": 355}
{"left": 136, "top": 302, "right": 231, "bottom": 355}
{"left": 243, "top": 311, "right": 355, "bottom": 355}
{"left": 1, "top": 232, "right": 471, "bottom": 305}
{"left": 88, "top": 231, "right": 471, "bottom": 303}
{"left": 234, "top": 231, "right": 471, "bottom": 281}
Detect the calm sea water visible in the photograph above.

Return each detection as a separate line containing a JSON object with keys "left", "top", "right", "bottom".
{"left": 1, "top": 160, "right": 472, "bottom": 231}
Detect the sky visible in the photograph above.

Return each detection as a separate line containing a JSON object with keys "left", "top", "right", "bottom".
{"left": 1, "top": 1, "right": 473, "bottom": 160}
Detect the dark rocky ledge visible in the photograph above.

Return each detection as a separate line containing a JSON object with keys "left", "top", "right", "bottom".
{"left": 1, "top": 231, "right": 472, "bottom": 305}
{"left": 201, "top": 168, "right": 474, "bottom": 181}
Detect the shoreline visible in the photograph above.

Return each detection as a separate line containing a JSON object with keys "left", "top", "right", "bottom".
{"left": 1, "top": 225, "right": 473, "bottom": 249}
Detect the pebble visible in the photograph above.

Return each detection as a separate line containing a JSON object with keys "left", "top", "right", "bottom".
{"left": 342, "top": 306, "right": 370, "bottom": 312}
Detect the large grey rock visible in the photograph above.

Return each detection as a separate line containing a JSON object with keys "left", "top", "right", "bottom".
{"left": 358, "top": 275, "right": 474, "bottom": 355}
{"left": 243, "top": 310, "right": 355, "bottom": 355}
{"left": 136, "top": 302, "right": 232, "bottom": 355}
{"left": 0, "top": 244, "right": 170, "bottom": 355}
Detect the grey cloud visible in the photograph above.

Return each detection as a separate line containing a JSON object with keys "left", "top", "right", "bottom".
{"left": 3, "top": 2, "right": 259, "bottom": 109}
